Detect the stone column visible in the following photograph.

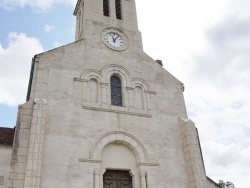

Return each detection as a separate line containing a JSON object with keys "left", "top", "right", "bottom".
{"left": 100, "top": 82, "right": 108, "bottom": 105}
{"left": 126, "top": 87, "right": 134, "bottom": 108}
{"left": 145, "top": 90, "right": 156, "bottom": 113}
{"left": 94, "top": 169, "right": 100, "bottom": 188}
{"left": 139, "top": 170, "right": 147, "bottom": 188}
{"left": 81, "top": 79, "right": 89, "bottom": 102}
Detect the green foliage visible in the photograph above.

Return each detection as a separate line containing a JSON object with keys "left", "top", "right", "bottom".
{"left": 219, "top": 180, "right": 235, "bottom": 188}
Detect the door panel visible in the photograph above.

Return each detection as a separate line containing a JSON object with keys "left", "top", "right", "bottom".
{"left": 103, "top": 170, "right": 132, "bottom": 188}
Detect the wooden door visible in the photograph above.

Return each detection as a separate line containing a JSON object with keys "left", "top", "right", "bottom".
{"left": 103, "top": 170, "right": 132, "bottom": 188}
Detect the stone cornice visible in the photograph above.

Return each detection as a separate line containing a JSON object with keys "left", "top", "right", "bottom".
{"left": 82, "top": 105, "right": 151, "bottom": 118}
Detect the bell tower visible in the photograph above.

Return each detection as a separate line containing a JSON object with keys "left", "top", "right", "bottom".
{"left": 73, "top": 0, "right": 143, "bottom": 50}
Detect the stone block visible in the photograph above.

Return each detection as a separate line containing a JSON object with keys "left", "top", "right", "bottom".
{"left": 115, "top": 133, "right": 125, "bottom": 141}
{"left": 9, "top": 173, "right": 18, "bottom": 180}
{"left": 16, "top": 138, "right": 29, "bottom": 151}
{"left": 13, "top": 179, "right": 24, "bottom": 188}
{"left": 0, "top": 176, "right": 3, "bottom": 185}
{"left": 20, "top": 122, "right": 31, "bottom": 129}
{"left": 16, "top": 147, "right": 28, "bottom": 156}
{"left": 17, "top": 129, "right": 30, "bottom": 140}
{"left": 19, "top": 108, "right": 32, "bottom": 116}
{"left": 14, "top": 163, "right": 26, "bottom": 173}
{"left": 21, "top": 115, "right": 32, "bottom": 123}
{"left": 100, "top": 137, "right": 110, "bottom": 146}
{"left": 17, "top": 173, "right": 25, "bottom": 180}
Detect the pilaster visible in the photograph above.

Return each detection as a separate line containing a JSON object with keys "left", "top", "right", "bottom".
{"left": 8, "top": 101, "right": 34, "bottom": 188}
{"left": 179, "top": 118, "right": 208, "bottom": 188}
{"left": 23, "top": 99, "right": 47, "bottom": 188}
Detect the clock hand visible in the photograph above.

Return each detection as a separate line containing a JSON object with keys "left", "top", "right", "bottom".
{"left": 111, "top": 35, "right": 116, "bottom": 42}
{"left": 114, "top": 35, "right": 119, "bottom": 41}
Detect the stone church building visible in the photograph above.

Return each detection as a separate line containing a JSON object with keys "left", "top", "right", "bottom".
{"left": 0, "top": 0, "right": 220, "bottom": 187}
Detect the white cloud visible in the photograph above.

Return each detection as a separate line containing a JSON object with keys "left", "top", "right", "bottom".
{"left": 0, "top": 0, "right": 77, "bottom": 10}
{"left": 0, "top": 33, "right": 43, "bottom": 106}
{"left": 180, "top": 0, "right": 250, "bottom": 186}
{"left": 44, "top": 24, "right": 55, "bottom": 33}
{"left": 136, "top": 0, "right": 250, "bottom": 186}
{"left": 204, "top": 141, "right": 250, "bottom": 187}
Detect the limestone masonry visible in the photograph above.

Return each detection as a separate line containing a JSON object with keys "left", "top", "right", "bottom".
{"left": 0, "top": 0, "right": 220, "bottom": 187}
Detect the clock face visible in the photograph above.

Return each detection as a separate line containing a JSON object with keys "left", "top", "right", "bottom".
{"left": 101, "top": 28, "right": 129, "bottom": 51}
{"left": 106, "top": 32, "right": 124, "bottom": 48}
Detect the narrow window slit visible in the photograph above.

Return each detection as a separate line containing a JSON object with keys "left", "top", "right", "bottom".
{"left": 115, "top": 0, "right": 122, "bottom": 20}
{"left": 103, "top": 0, "right": 110, "bottom": 17}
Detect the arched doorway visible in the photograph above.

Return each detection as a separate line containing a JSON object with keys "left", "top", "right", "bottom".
{"left": 89, "top": 131, "right": 156, "bottom": 188}
{"left": 101, "top": 143, "right": 137, "bottom": 188}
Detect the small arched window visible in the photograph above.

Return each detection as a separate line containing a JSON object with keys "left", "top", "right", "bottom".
{"left": 103, "top": 0, "right": 110, "bottom": 17}
{"left": 115, "top": 0, "right": 122, "bottom": 20}
{"left": 110, "top": 76, "right": 122, "bottom": 106}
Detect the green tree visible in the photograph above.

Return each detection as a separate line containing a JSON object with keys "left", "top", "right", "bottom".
{"left": 219, "top": 180, "right": 235, "bottom": 188}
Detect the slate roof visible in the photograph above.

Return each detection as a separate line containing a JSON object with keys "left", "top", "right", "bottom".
{"left": 0, "top": 127, "right": 15, "bottom": 145}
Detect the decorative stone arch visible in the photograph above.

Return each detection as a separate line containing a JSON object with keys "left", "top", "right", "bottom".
{"left": 80, "top": 69, "right": 103, "bottom": 81}
{"left": 131, "top": 78, "right": 151, "bottom": 110}
{"left": 90, "top": 131, "right": 147, "bottom": 163}
{"left": 132, "top": 78, "right": 150, "bottom": 91}
{"left": 101, "top": 64, "right": 132, "bottom": 106}
{"left": 79, "top": 70, "right": 103, "bottom": 103}
{"left": 87, "top": 131, "right": 159, "bottom": 188}
{"left": 74, "top": 64, "right": 155, "bottom": 117}
{"left": 101, "top": 64, "right": 132, "bottom": 87}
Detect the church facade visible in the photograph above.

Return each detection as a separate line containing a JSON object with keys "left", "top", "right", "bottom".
{"left": 0, "top": 0, "right": 220, "bottom": 187}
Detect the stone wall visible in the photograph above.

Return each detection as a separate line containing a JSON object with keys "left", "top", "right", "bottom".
{"left": 24, "top": 36, "right": 193, "bottom": 187}
{"left": 0, "top": 146, "right": 12, "bottom": 188}
{"left": 5, "top": 28, "right": 216, "bottom": 188}
{"left": 8, "top": 101, "right": 33, "bottom": 188}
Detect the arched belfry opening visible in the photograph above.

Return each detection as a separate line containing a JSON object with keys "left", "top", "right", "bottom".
{"left": 115, "top": 0, "right": 122, "bottom": 20}
{"left": 103, "top": 0, "right": 110, "bottom": 16}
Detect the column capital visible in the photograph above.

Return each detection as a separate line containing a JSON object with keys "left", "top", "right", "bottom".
{"left": 94, "top": 168, "right": 100, "bottom": 175}
{"left": 139, "top": 170, "right": 147, "bottom": 177}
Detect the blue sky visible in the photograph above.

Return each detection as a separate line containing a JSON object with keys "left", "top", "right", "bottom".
{"left": 0, "top": 4, "right": 75, "bottom": 50}
{"left": 0, "top": 3, "right": 75, "bottom": 127}
{"left": 1, "top": 0, "right": 250, "bottom": 187}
